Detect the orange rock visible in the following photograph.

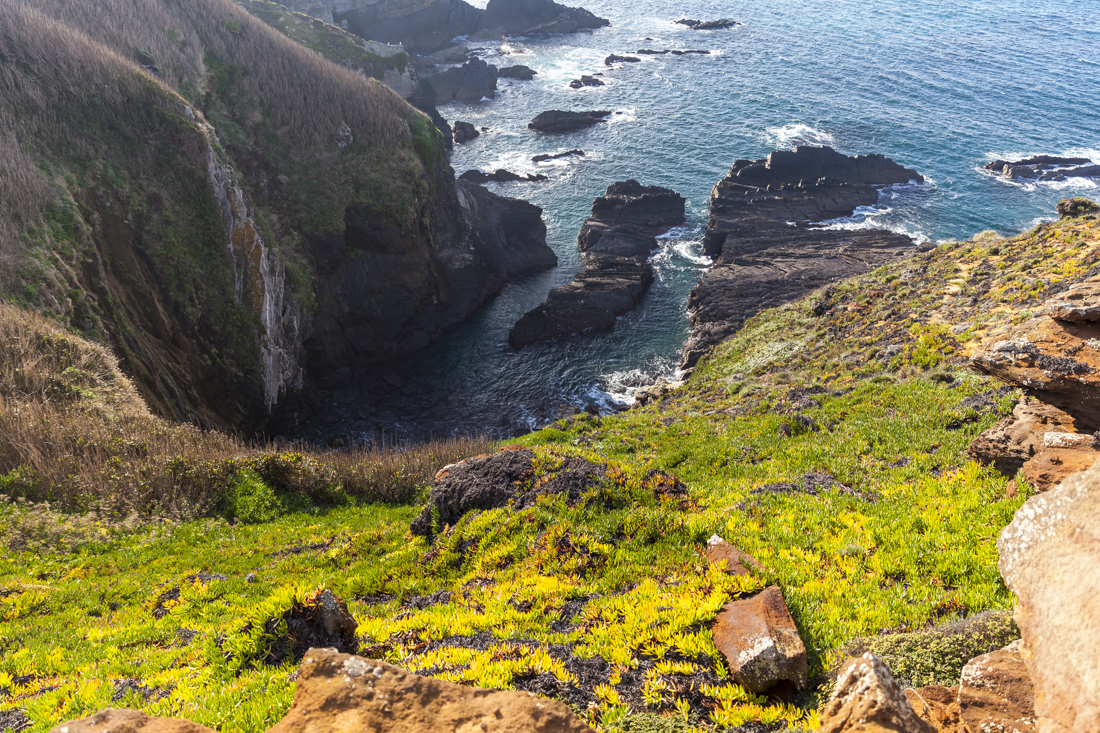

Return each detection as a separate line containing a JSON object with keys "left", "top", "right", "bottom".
{"left": 904, "top": 686, "right": 961, "bottom": 733}
{"left": 819, "top": 654, "right": 933, "bottom": 733}
{"left": 957, "top": 643, "right": 1036, "bottom": 733}
{"left": 267, "top": 648, "right": 594, "bottom": 733}
{"left": 51, "top": 709, "right": 215, "bottom": 733}
{"left": 971, "top": 311, "right": 1100, "bottom": 427}
{"left": 998, "top": 457, "right": 1100, "bottom": 733}
{"left": 712, "top": 585, "right": 807, "bottom": 693}
{"left": 706, "top": 535, "right": 762, "bottom": 576}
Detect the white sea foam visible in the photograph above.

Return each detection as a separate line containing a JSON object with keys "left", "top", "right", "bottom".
{"left": 813, "top": 205, "right": 931, "bottom": 243}
{"left": 606, "top": 108, "right": 638, "bottom": 124}
{"left": 765, "top": 123, "right": 836, "bottom": 150}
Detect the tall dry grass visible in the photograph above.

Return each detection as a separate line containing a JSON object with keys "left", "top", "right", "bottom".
{"left": 0, "top": 302, "right": 491, "bottom": 523}
{"left": 0, "top": 0, "right": 427, "bottom": 284}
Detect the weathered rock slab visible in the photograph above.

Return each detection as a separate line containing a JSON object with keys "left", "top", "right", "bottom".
{"left": 819, "top": 654, "right": 933, "bottom": 733}
{"left": 51, "top": 709, "right": 215, "bottom": 733}
{"left": 705, "top": 535, "right": 761, "bottom": 576}
{"left": 712, "top": 585, "right": 807, "bottom": 693}
{"left": 998, "top": 455, "right": 1100, "bottom": 733}
{"left": 277, "top": 649, "right": 595, "bottom": 733}
{"left": 903, "top": 685, "right": 961, "bottom": 733}
{"left": 958, "top": 642, "right": 1036, "bottom": 733}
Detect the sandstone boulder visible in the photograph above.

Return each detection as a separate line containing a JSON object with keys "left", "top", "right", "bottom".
{"left": 51, "top": 709, "right": 214, "bottom": 733}
{"left": 819, "top": 654, "right": 933, "bottom": 733}
{"left": 967, "top": 397, "right": 1099, "bottom": 491}
{"left": 998, "top": 456, "right": 1100, "bottom": 733}
{"left": 269, "top": 649, "right": 594, "bottom": 733}
{"left": 957, "top": 642, "right": 1036, "bottom": 733}
{"left": 970, "top": 305, "right": 1100, "bottom": 428}
{"left": 705, "top": 535, "right": 761, "bottom": 576}
{"left": 712, "top": 585, "right": 807, "bottom": 693}
{"left": 903, "top": 685, "right": 960, "bottom": 733}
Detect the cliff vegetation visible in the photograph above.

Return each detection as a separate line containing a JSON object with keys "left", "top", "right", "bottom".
{"left": 5, "top": 214, "right": 1096, "bottom": 732}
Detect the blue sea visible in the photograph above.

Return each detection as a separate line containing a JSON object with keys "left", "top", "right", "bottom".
{"left": 312, "top": 0, "right": 1100, "bottom": 442}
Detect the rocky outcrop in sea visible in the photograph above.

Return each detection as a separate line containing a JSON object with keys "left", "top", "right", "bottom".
{"left": 681, "top": 145, "right": 923, "bottom": 370}
{"left": 984, "top": 155, "right": 1100, "bottom": 182}
{"left": 510, "top": 180, "right": 685, "bottom": 348}
{"left": 529, "top": 110, "right": 611, "bottom": 132}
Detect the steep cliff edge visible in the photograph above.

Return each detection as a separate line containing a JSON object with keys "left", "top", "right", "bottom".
{"left": 0, "top": 0, "right": 553, "bottom": 433}
{"left": 682, "top": 146, "right": 924, "bottom": 371}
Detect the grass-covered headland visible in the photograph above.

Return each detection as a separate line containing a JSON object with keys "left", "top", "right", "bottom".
{"left": 2, "top": 214, "right": 1098, "bottom": 733}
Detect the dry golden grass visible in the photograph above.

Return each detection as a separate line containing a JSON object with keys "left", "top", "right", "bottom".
{"left": 0, "top": 302, "right": 491, "bottom": 523}
{"left": 0, "top": 0, "right": 427, "bottom": 284}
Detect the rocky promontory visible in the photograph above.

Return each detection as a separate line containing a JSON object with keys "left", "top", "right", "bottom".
{"left": 510, "top": 180, "right": 685, "bottom": 348}
{"left": 681, "top": 145, "right": 924, "bottom": 370}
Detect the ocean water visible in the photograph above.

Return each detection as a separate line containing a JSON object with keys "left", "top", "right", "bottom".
{"left": 305, "top": 0, "right": 1100, "bottom": 443}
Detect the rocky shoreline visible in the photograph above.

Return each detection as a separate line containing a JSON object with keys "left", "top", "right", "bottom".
{"left": 681, "top": 146, "right": 925, "bottom": 370}
{"left": 510, "top": 180, "right": 685, "bottom": 349}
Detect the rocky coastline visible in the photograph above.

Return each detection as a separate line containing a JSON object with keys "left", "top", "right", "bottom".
{"left": 680, "top": 145, "right": 924, "bottom": 370}
{"left": 510, "top": 180, "right": 685, "bottom": 349}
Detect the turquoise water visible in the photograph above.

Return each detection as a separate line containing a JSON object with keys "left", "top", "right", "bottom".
{"left": 311, "top": 0, "right": 1100, "bottom": 442}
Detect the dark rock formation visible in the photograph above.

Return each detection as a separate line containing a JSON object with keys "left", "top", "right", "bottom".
{"left": 529, "top": 110, "right": 611, "bottom": 132}
{"left": 569, "top": 75, "right": 604, "bottom": 88}
{"left": 510, "top": 180, "right": 685, "bottom": 348}
{"left": 533, "top": 149, "right": 584, "bottom": 163}
{"left": 459, "top": 169, "right": 548, "bottom": 183}
{"left": 498, "top": 64, "right": 537, "bottom": 80}
{"left": 411, "top": 448, "right": 606, "bottom": 536}
{"left": 419, "top": 58, "right": 498, "bottom": 103}
{"left": 298, "top": 177, "right": 556, "bottom": 391}
{"left": 452, "top": 121, "right": 480, "bottom": 143}
{"left": 403, "top": 76, "right": 454, "bottom": 148}
{"left": 337, "top": 0, "right": 483, "bottom": 54}
{"left": 636, "top": 48, "right": 710, "bottom": 55}
{"left": 477, "top": 0, "right": 609, "bottom": 35}
{"left": 676, "top": 18, "right": 740, "bottom": 30}
{"left": 605, "top": 54, "right": 640, "bottom": 65}
{"left": 984, "top": 156, "right": 1100, "bottom": 183}
{"left": 1058, "top": 196, "right": 1100, "bottom": 218}
{"left": 681, "top": 146, "right": 923, "bottom": 370}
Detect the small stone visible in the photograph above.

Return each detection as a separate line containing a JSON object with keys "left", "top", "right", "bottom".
{"left": 50, "top": 709, "right": 215, "bottom": 733}
{"left": 245, "top": 572, "right": 258, "bottom": 583}
{"left": 705, "top": 536, "right": 761, "bottom": 576}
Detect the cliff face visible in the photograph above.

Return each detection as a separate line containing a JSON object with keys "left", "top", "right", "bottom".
{"left": 0, "top": 0, "right": 554, "bottom": 433}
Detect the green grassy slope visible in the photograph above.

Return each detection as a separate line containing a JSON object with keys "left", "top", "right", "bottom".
{"left": 2, "top": 217, "right": 1097, "bottom": 733}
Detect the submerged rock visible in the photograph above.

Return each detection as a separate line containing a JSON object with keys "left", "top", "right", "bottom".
{"left": 820, "top": 654, "right": 934, "bottom": 733}
{"left": 984, "top": 156, "right": 1100, "bottom": 183}
{"left": 712, "top": 586, "right": 807, "bottom": 693}
{"left": 533, "top": 149, "right": 585, "bottom": 163}
{"left": 528, "top": 110, "right": 611, "bottom": 132}
{"left": 676, "top": 18, "right": 740, "bottom": 30}
{"left": 681, "top": 146, "right": 922, "bottom": 370}
{"left": 510, "top": 180, "right": 685, "bottom": 348}
{"left": 998, "top": 456, "right": 1100, "bottom": 733}
{"left": 498, "top": 64, "right": 537, "bottom": 80}
{"left": 636, "top": 48, "right": 710, "bottom": 55}
{"left": 459, "top": 169, "right": 549, "bottom": 183}
{"left": 569, "top": 75, "right": 605, "bottom": 88}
